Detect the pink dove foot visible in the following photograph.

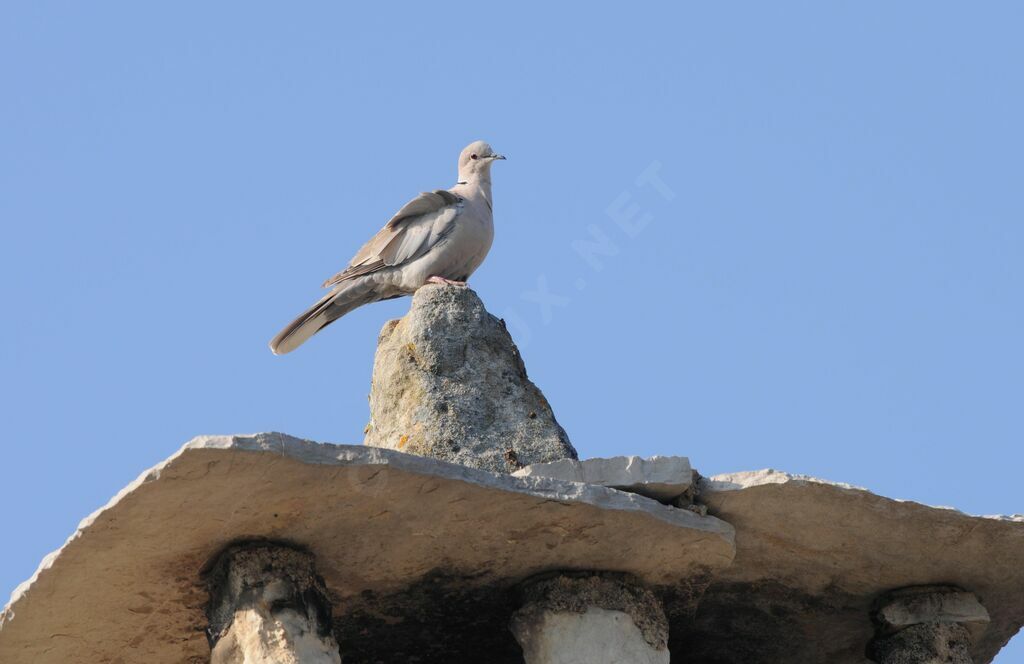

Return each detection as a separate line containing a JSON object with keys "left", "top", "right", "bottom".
{"left": 427, "top": 276, "right": 468, "bottom": 286}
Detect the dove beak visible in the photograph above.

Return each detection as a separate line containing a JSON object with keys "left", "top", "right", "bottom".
{"left": 491, "top": 154, "right": 506, "bottom": 160}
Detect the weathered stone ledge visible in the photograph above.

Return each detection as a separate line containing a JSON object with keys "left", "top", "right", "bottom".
{"left": 0, "top": 433, "right": 733, "bottom": 664}
{"left": 3, "top": 441, "right": 1023, "bottom": 663}
{"left": 682, "top": 469, "right": 1024, "bottom": 663}
{"left": 513, "top": 455, "right": 694, "bottom": 504}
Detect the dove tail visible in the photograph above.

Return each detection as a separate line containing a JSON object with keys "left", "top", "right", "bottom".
{"left": 269, "top": 281, "right": 377, "bottom": 355}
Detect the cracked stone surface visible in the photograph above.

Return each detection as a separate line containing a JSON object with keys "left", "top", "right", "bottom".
{"left": 0, "top": 433, "right": 733, "bottom": 664}
{"left": 362, "top": 285, "right": 577, "bottom": 472}
{"left": 513, "top": 456, "right": 693, "bottom": 503}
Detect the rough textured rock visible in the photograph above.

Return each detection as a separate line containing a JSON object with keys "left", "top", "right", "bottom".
{"left": 206, "top": 543, "right": 340, "bottom": 664}
{"left": 3, "top": 439, "right": 1022, "bottom": 664}
{"left": 674, "top": 470, "right": 1024, "bottom": 664}
{"left": 511, "top": 574, "right": 670, "bottom": 664}
{"left": 362, "top": 284, "right": 577, "bottom": 472}
{"left": 512, "top": 607, "right": 669, "bottom": 664}
{"left": 513, "top": 574, "right": 669, "bottom": 650}
{"left": 867, "top": 587, "right": 988, "bottom": 664}
{"left": 513, "top": 456, "right": 693, "bottom": 503}
{"left": 874, "top": 586, "right": 990, "bottom": 639}
{"left": 0, "top": 433, "right": 733, "bottom": 664}
{"left": 868, "top": 622, "right": 974, "bottom": 664}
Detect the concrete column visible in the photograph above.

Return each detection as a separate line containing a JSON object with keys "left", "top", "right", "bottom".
{"left": 868, "top": 586, "right": 990, "bottom": 664}
{"left": 510, "top": 574, "right": 670, "bottom": 664}
{"left": 206, "top": 543, "right": 341, "bottom": 664}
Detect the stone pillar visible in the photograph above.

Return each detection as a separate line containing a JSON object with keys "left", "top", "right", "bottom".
{"left": 510, "top": 574, "right": 670, "bottom": 664}
{"left": 206, "top": 543, "right": 341, "bottom": 664}
{"left": 868, "top": 586, "right": 990, "bottom": 664}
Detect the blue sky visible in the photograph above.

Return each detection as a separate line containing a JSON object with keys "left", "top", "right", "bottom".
{"left": 2, "top": 2, "right": 1022, "bottom": 658}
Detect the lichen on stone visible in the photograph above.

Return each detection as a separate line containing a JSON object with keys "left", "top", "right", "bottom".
{"left": 363, "top": 284, "right": 577, "bottom": 473}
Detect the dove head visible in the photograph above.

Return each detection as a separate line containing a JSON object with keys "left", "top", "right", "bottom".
{"left": 457, "top": 140, "right": 505, "bottom": 183}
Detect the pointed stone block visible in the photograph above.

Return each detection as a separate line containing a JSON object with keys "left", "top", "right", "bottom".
{"left": 362, "top": 285, "right": 577, "bottom": 473}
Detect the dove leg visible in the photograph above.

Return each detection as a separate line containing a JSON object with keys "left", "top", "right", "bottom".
{"left": 427, "top": 276, "right": 467, "bottom": 286}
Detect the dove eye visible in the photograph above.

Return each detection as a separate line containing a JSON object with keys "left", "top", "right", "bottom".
{"left": 470, "top": 154, "right": 478, "bottom": 160}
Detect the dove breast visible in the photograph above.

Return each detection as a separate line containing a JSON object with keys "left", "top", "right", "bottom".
{"left": 392, "top": 190, "right": 494, "bottom": 288}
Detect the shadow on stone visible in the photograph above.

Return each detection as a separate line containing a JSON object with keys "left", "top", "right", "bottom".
{"left": 332, "top": 569, "right": 524, "bottom": 664}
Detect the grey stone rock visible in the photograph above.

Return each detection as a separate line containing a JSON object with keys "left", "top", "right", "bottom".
{"left": 868, "top": 622, "right": 974, "bottom": 664}
{"left": 513, "top": 574, "right": 669, "bottom": 650}
{"left": 511, "top": 574, "right": 670, "bottom": 664}
{"left": 513, "top": 456, "right": 693, "bottom": 503}
{"left": 362, "top": 285, "right": 577, "bottom": 473}
{"left": 207, "top": 543, "right": 340, "bottom": 664}
{"left": 875, "top": 586, "right": 990, "bottom": 641}
{"left": 512, "top": 607, "right": 669, "bottom": 664}
{"left": 0, "top": 433, "right": 733, "bottom": 664}
{"left": 679, "top": 470, "right": 1024, "bottom": 664}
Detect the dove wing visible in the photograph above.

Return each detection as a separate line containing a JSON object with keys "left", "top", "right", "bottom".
{"left": 321, "top": 190, "right": 463, "bottom": 288}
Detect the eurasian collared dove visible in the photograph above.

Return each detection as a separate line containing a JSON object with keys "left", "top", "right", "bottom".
{"left": 269, "top": 140, "right": 505, "bottom": 355}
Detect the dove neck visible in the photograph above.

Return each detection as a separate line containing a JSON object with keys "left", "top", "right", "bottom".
{"left": 454, "top": 177, "right": 493, "bottom": 207}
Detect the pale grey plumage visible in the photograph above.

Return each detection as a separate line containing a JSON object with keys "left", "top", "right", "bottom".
{"left": 269, "top": 141, "right": 504, "bottom": 355}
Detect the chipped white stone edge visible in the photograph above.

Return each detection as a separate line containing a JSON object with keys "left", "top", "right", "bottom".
{"left": 703, "top": 469, "right": 1024, "bottom": 523}
{"left": 514, "top": 455, "right": 692, "bottom": 480}
{"left": 1, "top": 433, "right": 735, "bottom": 629}
{"left": 0, "top": 438, "right": 200, "bottom": 629}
